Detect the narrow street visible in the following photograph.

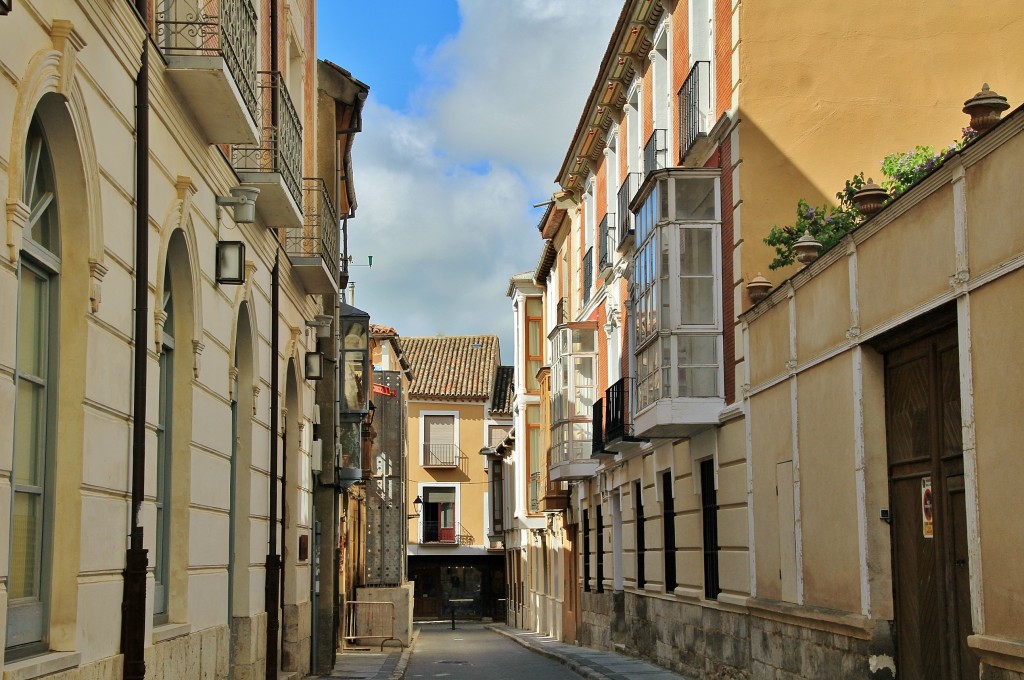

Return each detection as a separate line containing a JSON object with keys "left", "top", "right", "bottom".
{"left": 405, "top": 623, "right": 583, "bottom": 680}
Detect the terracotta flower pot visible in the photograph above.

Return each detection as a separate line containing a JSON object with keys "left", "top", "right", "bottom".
{"left": 963, "top": 83, "right": 1010, "bottom": 134}
{"left": 853, "top": 179, "right": 889, "bottom": 217}
{"left": 793, "top": 230, "right": 822, "bottom": 265}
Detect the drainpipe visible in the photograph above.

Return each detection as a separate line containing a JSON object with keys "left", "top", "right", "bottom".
{"left": 266, "top": 251, "right": 281, "bottom": 680}
{"left": 122, "top": 1, "right": 149, "bottom": 678}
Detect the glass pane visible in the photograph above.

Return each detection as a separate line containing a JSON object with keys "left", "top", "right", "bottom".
{"left": 674, "top": 178, "right": 716, "bottom": 220}
{"left": 526, "top": 360, "right": 540, "bottom": 391}
{"left": 154, "top": 503, "right": 165, "bottom": 583}
{"left": 680, "top": 367, "right": 719, "bottom": 397}
{"left": 572, "top": 329, "right": 595, "bottom": 353}
{"left": 678, "top": 336, "right": 718, "bottom": 365}
{"left": 342, "top": 352, "right": 366, "bottom": 411}
{"left": 342, "top": 320, "right": 368, "bottom": 351}
{"left": 425, "top": 488, "right": 456, "bottom": 504}
{"left": 526, "top": 298, "right": 542, "bottom": 316}
{"left": 17, "top": 267, "right": 46, "bottom": 377}
{"left": 15, "top": 380, "right": 44, "bottom": 486}
{"left": 681, "top": 278, "right": 714, "bottom": 325}
{"left": 681, "top": 228, "right": 714, "bottom": 275}
{"left": 528, "top": 320, "right": 541, "bottom": 355}
{"left": 10, "top": 491, "right": 40, "bottom": 599}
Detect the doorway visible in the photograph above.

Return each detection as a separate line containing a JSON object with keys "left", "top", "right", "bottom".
{"left": 883, "top": 322, "right": 976, "bottom": 680}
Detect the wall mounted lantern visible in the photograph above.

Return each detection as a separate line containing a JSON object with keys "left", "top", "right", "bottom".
{"left": 215, "top": 241, "right": 246, "bottom": 285}
{"left": 339, "top": 302, "right": 371, "bottom": 417}
{"left": 304, "top": 351, "right": 324, "bottom": 380}
{"left": 408, "top": 495, "right": 423, "bottom": 519}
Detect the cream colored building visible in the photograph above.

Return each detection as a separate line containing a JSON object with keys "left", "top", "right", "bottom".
{"left": 508, "top": 0, "right": 1024, "bottom": 678}
{"left": 0, "top": 1, "right": 366, "bottom": 678}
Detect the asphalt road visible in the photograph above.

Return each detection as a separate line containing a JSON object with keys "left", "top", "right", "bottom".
{"left": 405, "top": 622, "right": 583, "bottom": 680}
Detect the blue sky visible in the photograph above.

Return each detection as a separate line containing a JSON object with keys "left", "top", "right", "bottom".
{"left": 317, "top": 1, "right": 622, "bottom": 362}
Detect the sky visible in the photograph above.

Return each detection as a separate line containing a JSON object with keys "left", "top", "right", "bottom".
{"left": 317, "top": 0, "right": 622, "bottom": 362}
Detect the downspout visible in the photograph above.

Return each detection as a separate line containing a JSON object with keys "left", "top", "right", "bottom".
{"left": 266, "top": 252, "right": 281, "bottom": 680}
{"left": 122, "top": 1, "right": 149, "bottom": 678}
{"left": 265, "top": 0, "right": 281, "bottom": 677}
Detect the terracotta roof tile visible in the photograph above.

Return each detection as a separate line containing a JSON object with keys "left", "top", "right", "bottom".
{"left": 403, "top": 335, "right": 500, "bottom": 401}
{"left": 490, "top": 366, "right": 515, "bottom": 416}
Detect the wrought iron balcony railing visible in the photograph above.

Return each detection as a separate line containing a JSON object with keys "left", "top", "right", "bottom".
{"left": 556, "top": 297, "right": 568, "bottom": 325}
{"left": 422, "top": 520, "right": 457, "bottom": 544}
{"left": 583, "top": 246, "right": 593, "bottom": 306}
{"left": 423, "top": 443, "right": 458, "bottom": 467}
{"left": 679, "top": 61, "right": 712, "bottom": 161}
{"left": 617, "top": 173, "right": 641, "bottom": 248}
{"left": 155, "top": 0, "right": 258, "bottom": 124}
{"left": 598, "top": 213, "right": 614, "bottom": 270}
{"left": 591, "top": 397, "right": 605, "bottom": 456}
{"left": 605, "top": 376, "right": 635, "bottom": 443}
{"left": 529, "top": 472, "right": 542, "bottom": 513}
{"left": 284, "top": 178, "right": 339, "bottom": 288}
{"left": 232, "top": 70, "right": 302, "bottom": 209}
{"left": 644, "top": 129, "right": 667, "bottom": 178}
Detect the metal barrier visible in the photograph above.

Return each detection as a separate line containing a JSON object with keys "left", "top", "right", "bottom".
{"left": 343, "top": 601, "right": 402, "bottom": 651}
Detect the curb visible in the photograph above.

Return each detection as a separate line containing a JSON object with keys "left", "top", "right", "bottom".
{"left": 485, "top": 625, "right": 613, "bottom": 680}
{"left": 387, "top": 628, "right": 419, "bottom": 680}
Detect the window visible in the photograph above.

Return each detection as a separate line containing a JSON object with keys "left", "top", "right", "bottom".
{"left": 631, "top": 174, "right": 723, "bottom": 410}
{"left": 582, "top": 509, "right": 591, "bottom": 592}
{"left": 490, "top": 460, "right": 503, "bottom": 532}
{"left": 9, "top": 116, "right": 61, "bottom": 653}
{"left": 700, "top": 459, "right": 720, "bottom": 599}
{"left": 422, "top": 486, "right": 457, "bottom": 544}
{"left": 583, "top": 186, "right": 595, "bottom": 306}
{"left": 526, "top": 405, "right": 541, "bottom": 513}
{"left": 662, "top": 471, "right": 677, "bottom": 592}
{"left": 154, "top": 269, "right": 174, "bottom": 620}
{"left": 525, "top": 297, "right": 543, "bottom": 392}
{"left": 595, "top": 504, "right": 604, "bottom": 593}
{"left": 635, "top": 481, "right": 645, "bottom": 590}
{"left": 651, "top": 22, "right": 671, "bottom": 154}
{"left": 550, "top": 327, "right": 596, "bottom": 465}
{"left": 422, "top": 413, "right": 457, "bottom": 466}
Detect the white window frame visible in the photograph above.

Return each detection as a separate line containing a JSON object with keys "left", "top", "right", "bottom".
{"left": 419, "top": 410, "right": 460, "bottom": 467}
{"left": 416, "top": 481, "right": 461, "bottom": 544}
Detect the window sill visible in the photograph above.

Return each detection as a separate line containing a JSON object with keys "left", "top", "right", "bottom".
{"left": 3, "top": 651, "right": 81, "bottom": 680}
{"left": 152, "top": 621, "right": 191, "bottom": 644}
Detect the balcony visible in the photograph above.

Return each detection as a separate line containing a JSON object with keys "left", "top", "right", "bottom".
{"left": 421, "top": 521, "right": 472, "bottom": 545}
{"left": 598, "top": 213, "right": 614, "bottom": 271}
{"left": 644, "top": 129, "right": 667, "bottom": 179}
{"left": 157, "top": 0, "right": 259, "bottom": 144}
{"left": 232, "top": 71, "right": 303, "bottom": 228}
{"left": 678, "top": 61, "right": 713, "bottom": 164}
{"left": 590, "top": 398, "right": 613, "bottom": 458}
{"left": 617, "top": 173, "right": 641, "bottom": 250}
{"left": 529, "top": 472, "right": 542, "bottom": 513}
{"left": 285, "top": 178, "right": 339, "bottom": 294}
{"left": 541, "top": 480, "right": 570, "bottom": 513}
{"left": 422, "top": 443, "right": 458, "bottom": 468}
{"left": 582, "top": 246, "right": 593, "bottom": 307}
{"left": 602, "top": 377, "right": 646, "bottom": 454}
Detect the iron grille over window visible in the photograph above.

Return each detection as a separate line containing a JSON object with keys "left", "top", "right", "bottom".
{"left": 635, "top": 480, "right": 645, "bottom": 590}
{"left": 598, "top": 213, "right": 614, "bottom": 270}
{"left": 617, "top": 173, "right": 641, "bottom": 249}
{"left": 700, "top": 458, "right": 721, "bottom": 599}
{"left": 662, "top": 471, "right": 677, "bottom": 592}
{"left": 582, "top": 509, "right": 591, "bottom": 592}
{"left": 582, "top": 246, "right": 593, "bottom": 306}
{"left": 595, "top": 504, "right": 604, "bottom": 593}
{"left": 678, "top": 61, "right": 712, "bottom": 161}
{"left": 644, "top": 129, "right": 667, "bottom": 178}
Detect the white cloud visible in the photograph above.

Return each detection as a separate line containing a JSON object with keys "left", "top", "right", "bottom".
{"left": 348, "top": 0, "right": 621, "bottom": 360}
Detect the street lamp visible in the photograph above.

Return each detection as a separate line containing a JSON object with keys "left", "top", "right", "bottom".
{"left": 408, "top": 495, "right": 423, "bottom": 519}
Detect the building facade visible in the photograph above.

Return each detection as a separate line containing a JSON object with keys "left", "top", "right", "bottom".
{"left": 403, "top": 335, "right": 509, "bottom": 621}
{"left": 507, "top": 0, "right": 1024, "bottom": 678}
{"left": 0, "top": 1, "right": 367, "bottom": 678}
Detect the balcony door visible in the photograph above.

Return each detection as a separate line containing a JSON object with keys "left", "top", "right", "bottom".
{"left": 423, "top": 414, "right": 456, "bottom": 466}
{"left": 423, "top": 486, "right": 456, "bottom": 544}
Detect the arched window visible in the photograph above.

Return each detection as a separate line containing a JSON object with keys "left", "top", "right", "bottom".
{"left": 155, "top": 268, "right": 174, "bottom": 620}
{"left": 9, "top": 115, "right": 61, "bottom": 654}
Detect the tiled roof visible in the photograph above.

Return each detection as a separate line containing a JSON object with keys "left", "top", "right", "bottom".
{"left": 370, "top": 323, "right": 397, "bottom": 336}
{"left": 403, "top": 335, "right": 500, "bottom": 401}
{"left": 490, "top": 366, "right": 515, "bottom": 416}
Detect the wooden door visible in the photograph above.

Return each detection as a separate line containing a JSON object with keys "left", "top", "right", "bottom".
{"left": 884, "top": 326, "right": 976, "bottom": 680}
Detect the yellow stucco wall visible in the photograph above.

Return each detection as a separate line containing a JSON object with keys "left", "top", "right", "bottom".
{"left": 968, "top": 269, "right": 1024, "bottom": 639}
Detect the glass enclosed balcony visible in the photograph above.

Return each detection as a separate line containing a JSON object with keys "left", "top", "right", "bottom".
{"left": 157, "top": 0, "right": 259, "bottom": 144}
{"left": 232, "top": 71, "right": 303, "bottom": 228}
{"left": 549, "top": 324, "right": 599, "bottom": 481}
{"left": 630, "top": 170, "right": 725, "bottom": 439}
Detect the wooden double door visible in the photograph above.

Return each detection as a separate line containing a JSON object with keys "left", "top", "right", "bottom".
{"left": 883, "top": 324, "right": 976, "bottom": 680}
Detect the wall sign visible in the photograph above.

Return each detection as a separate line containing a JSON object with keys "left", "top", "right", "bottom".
{"left": 921, "top": 477, "right": 934, "bottom": 539}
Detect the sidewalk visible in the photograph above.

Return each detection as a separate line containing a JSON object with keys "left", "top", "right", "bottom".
{"left": 486, "top": 624, "right": 696, "bottom": 680}
{"left": 308, "top": 632, "right": 416, "bottom": 680}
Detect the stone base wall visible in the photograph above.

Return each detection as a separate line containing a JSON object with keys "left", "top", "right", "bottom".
{"left": 982, "top": 664, "right": 1024, "bottom": 680}
{"left": 144, "top": 625, "right": 231, "bottom": 680}
{"left": 749, "top": 617, "right": 879, "bottom": 680}
{"left": 230, "top": 612, "right": 267, "bottom": 680}
{"left": 281, "top": 601, "right": 311, "bottom": 676}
